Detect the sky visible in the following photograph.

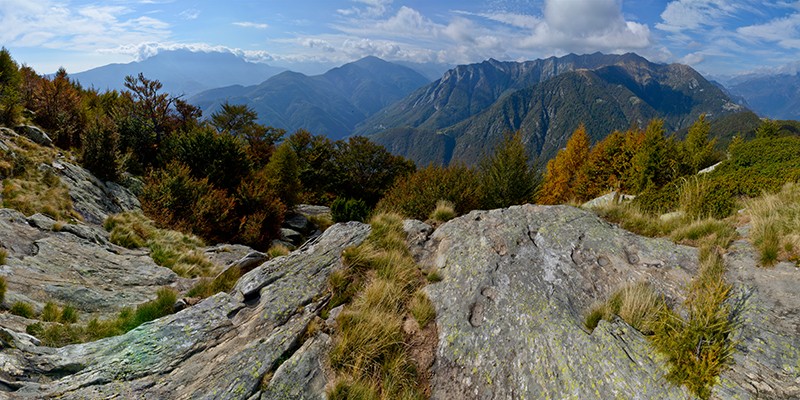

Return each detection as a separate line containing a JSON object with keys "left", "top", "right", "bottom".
{"left": 3, "top": 0, "right": 800, "bottom": 78}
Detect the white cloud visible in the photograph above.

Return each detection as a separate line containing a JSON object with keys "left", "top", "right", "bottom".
{"left": 233, "top": 21, "right": 269, "bottom": 29}
{"left": 179, "top": 9, "right": 200, "bottom": 20}
{"left": 0, "top": 0, "right": 170, "bottom": 52}
{"left": 337, "top": 0, "right": 393, "bottom": 18}
{"left": 737, "top": 13, "right": 800, "bottom": 48}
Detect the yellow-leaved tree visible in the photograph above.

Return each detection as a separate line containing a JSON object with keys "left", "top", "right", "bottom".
{"left": 538, "top": 124, "right": 590, "bottom": 204}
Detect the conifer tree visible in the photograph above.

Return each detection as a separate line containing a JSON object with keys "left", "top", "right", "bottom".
{"left": 630, "top": 119, "right": 671, "bottom": 193}
{"left": 684, "top": 114, "right": 718, "bottom": 173}
{"left": 264, "top": 142, "right": 301, "bottom": 209}
{"left": 755, "top": 118, "right": 780, "bottom": 139}
{"left": 479, "top": 131, "right": 538, "bottom": 209}
{"left": 538, "top": 124, "right": 590, "bottom": 204}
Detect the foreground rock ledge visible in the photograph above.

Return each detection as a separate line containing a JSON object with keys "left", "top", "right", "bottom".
{"left": 421, "top": 205, "right": 798, "bottom": 399}
{"left": 2, "top": 222, "right": 370, "bottom": 399}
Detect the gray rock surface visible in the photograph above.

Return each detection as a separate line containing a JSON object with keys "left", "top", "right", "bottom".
{"left": 715, "top": 237, "right": 800, "bottom": 399}
{"left": 52, "top": 161, "right": 140, "bottom": 225}
{"left": 13, "top": 125, "right": 52, "bottom": 147}
{"left": 0, "top": 208, "right": 181, "bottom": 319}
{"left": 422, "top": 205, "right": 696, "bottom": 399}
{"left": 3, "top": 222, "right": 370, "bottom": 399}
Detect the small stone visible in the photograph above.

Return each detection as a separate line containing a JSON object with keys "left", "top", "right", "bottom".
{"left": 597, "top": 255, "right": 610, "bottom": 267}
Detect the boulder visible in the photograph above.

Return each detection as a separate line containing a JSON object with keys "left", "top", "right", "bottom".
{"left": 13, "top": 125, "right": 52, "bottom": 147}
{"left": 280, "top": 228, "right": 303, "bottom": 246}
{"left": 422, "top": 205, "right": 695, "bottom": 399}
{"left": 582, "top": 190, "right": 635, "bottom": 209}
{"left": 4, "top": 222, "right": 371, "bottom": 399}
{"left": 284, "top": 214, "right": 311, "bottom": 234}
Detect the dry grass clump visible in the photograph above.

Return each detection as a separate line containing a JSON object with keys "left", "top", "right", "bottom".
{"left": 584, "top": 282, "right": 666, "bottom": 334}
{"left": 327, "top": 212, "right": 432, "bottom": 399}
{"left": 0, "top": 136, "right": 79, "bottom": 221}
{"left": 267, "top": 244, "right": 290, "bottom": 258}
{"left": 187, "top": 266, "right": 242, "bottom": 299}
{"left": 308, "top": 214, "right": 334, "bottom": 232}
{"left": 0, "top": 249, "right": 6, "bottom": 265}
{"left": 10, "top": 301, "right": 35, "bottom": 318}
{"left": 0, "top": 276, "right": 6, "bottom": 304}
{"left": 670, "top": 218, "right": 737, "bottom": 249}
{"left": 104, "top": 212, "right": 217, "bottom": 278}
{"left": 745, "top": 182, "right": 800, "bottom": 266}
{"left": 428, "top": 200, "right": 456, "bottom": 224}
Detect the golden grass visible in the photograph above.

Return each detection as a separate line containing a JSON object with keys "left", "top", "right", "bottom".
{"left": 267, "top": 244, "right": 290, "bottom": 258}
{"left": 104, "top": 212, "right": 217, "bottom": 278}
{"left": 308, "top": 214, "right": 334, "bottom": 232}
{"left": 744, "top": 182, "right": 800, "bottom": 266}
{"left": 428, "top": 200, "right": 456, "bottom": 223}
{"left": 327, "top": 212, "right": 431, "bottom": 399}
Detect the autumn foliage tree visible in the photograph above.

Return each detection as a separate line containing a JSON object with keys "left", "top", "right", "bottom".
{"left": 538, "top": 124, "right": 590, "bottom": 204}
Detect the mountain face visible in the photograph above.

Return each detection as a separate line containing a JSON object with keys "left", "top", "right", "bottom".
{"left": 727, "top": 73, "right": 800, "bottom": 120}
{"left": 359, "top": 53, "right": 744, "bottom": 166}
{"left": 189, "top": 56, "right": 430, "bottom": 139}
{"left": 69, "top": 50, "right": 285, "bottom": 97}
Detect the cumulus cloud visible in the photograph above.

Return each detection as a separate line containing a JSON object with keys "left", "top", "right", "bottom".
{"left": 337, "top": 0, "right": 393, "bottom": 18}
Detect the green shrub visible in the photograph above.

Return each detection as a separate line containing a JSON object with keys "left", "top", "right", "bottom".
{"left": 745, "top": 182, "right": 800, "bottom": 266}
{"left": 331, "top": 198, "right": 370, "bottom": 223}
{"left": 10, "top": 301, "right": 35, "bottom": 318}
{"left": 678, "top": 176, "right": 736, "bottom": 219}
{"left": 632, "top": 182, "right": 679, "bottom": 215}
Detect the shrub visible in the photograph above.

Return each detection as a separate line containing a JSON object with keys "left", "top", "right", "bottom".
{"left": 480, "top": 131, "right": 539, "bottom": 208}
{"left": 81, "top": 115, "right": 121, "bottom": 182}
{"left": 632, "top": 182, "right": 679, "bottom": 215}
{"left": 331, "top": 198, "right": 370, "bottom": 223}
{"left": 678, "top": 176, "right": 736, "bottom": 220}
{"left": 10, "top": 301, "right": 35, "bottom": 318}
{"left": 377, "top": 164, "right": 480, "bottom": 220}
{"left": 60, "top": 305, "right": 78, "bottom": 323}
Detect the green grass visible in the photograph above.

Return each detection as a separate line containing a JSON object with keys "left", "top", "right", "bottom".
{"left": 745, "top": 182, "right": 800, "bottom": 266}
{"left": 0, "top": 276, "right": 6, "bottom": 304}
{"left": 187, "top": 265, "right": 242, "bottom": 299}
{"left": 326, "top": 212, "right": 431, "bottom": 399}
{"left": 104, "top": 212, "right": 217, "bottom": 278}
{"left": 584, "top": 282, "right": 667, "bottom": 334}
{"left": 25, "top": 287, "right": 177, "bottom": 347}
{"left": 10, "top": 301, "right": 35, "bottom": 318}
{"left": 0, "top": 248, "right": 6, "bottom": 265}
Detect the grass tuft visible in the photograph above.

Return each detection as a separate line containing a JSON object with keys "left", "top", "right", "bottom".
{"left": 428, "top": 200, "right": 457, "bottom": 223}
{"left": 105, "top": 212, "right": 217, "bottom": 278}
{"left": 0, "top": 248, "right": 6, "bottom": 265}
{"left": 10, "top": 301, "right": 35, "bottom": 319}
{"left": 267, "top": 244, "right": 290, "bottom": 258}
{"left": 0, "top": 276, "right": 6, "bottom": 304}
{"left": 326, "top": 212, "right": 431, "bottom": 399}
{"left": 745, "top": 182, "right": 800, "bottom": 266}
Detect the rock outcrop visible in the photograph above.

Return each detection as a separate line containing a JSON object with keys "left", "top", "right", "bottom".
{"left": 48, "top": 161, "right": 140, "bottom": 225}
{"left": 2, "top": 202, "right": 797, "bottom": 399}
{"left": 3, "top": 222, "right": 370, "bottom": 399}
{"left": 0, "top": 209, "right": 181, "bottom": 320}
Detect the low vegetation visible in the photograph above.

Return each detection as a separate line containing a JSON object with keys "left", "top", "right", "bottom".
{"left": 104, "top": 212, "right": 217, "bottom": 278}
{"left": 428, "top": 200, "right": 456, "bottom": 224}
{"left": 26, "top": 287, "right": 177, "bottom": 347}
{"left": 327, "top": 212, "right": 432, "bottom": 400}
{"left": 744, "top": 183, "right": 800, "bottom": 266}
{"left": 0, "top": 276, "right": 6, "bottom": 304}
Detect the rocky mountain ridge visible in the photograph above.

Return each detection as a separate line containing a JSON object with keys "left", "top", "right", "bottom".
{"left": 359, "top": 52, "right": 743, "bottom": 166}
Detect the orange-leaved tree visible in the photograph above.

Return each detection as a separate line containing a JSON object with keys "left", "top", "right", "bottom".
{"left": 538, "top": 124, "right": 590, "bottom": 204}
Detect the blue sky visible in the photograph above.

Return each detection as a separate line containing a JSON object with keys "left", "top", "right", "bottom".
{"left": 3, "top": 0, "right": 800, "bottom": 77}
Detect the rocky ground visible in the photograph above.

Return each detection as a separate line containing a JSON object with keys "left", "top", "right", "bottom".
{"left": 0, "top": 131, "right": 796, "bottom": 399}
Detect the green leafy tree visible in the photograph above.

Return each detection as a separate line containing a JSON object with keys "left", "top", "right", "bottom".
{"left": 0, "top": 47, "right": 22, "bottom": 127}
{"left": 287, "top": 129, "right": 338, "bottom": 204}
{"left": 81, "top": 115, "right": 121, "bottom": 182}
{"left": 538, "top": 125, "right": 589, "bottom": 204}
{"left": 166, "top": 126, "right": 251, "bottom": 190}
{"left": 334, "top": 136, "right": 415, "bottom": 206}
{"left": 211, "top": 102, "right": 259, "bottom": 136}
{"left": 479, "top": 131, "right": 539, "bottom": 209}
{"left": 123, "top": 73, "right": 177, "bottom": 145}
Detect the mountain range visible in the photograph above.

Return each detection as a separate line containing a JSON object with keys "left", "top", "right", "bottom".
{"left": 726, "top": 73, "right": 800, "bottom": 120}
{"left": 189, "top": 56, "right": 430, "bottom": 139}
{"left": 358, "top": 52, "right": 744, "bottom": 165}
{"left": 69, "top": 50, "right": 286, "bottom": 96}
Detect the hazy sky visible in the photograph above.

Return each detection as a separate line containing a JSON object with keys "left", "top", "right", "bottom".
{"left": 3, "top": 0, "right": 800, "bottom": 77}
